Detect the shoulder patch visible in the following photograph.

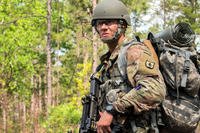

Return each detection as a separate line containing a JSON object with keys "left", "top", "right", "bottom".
{"left": 145, "top": 60, "right": 155, "bottom": 69}
{"left": 135, "top": 47, "right": 159, "bottom": 76}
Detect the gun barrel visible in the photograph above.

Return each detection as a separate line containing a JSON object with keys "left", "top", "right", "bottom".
{"left": 154, "top": 22, "right": 195, "bottom": 47}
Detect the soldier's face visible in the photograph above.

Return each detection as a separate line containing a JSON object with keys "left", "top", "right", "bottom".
{"left": 95, "top": 19, "right": 118, "bottom": 42}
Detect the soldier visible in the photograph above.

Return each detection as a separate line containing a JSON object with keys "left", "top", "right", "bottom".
{"left": 91, "top": 0, "right": 166, "bottom": 132}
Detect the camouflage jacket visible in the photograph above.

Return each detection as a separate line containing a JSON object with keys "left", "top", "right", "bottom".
{"left": 98, "top": 40, "right": 166, "bottom": 115}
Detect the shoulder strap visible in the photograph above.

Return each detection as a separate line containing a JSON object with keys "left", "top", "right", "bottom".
{"left": 143, "top": 40, "right": 159, "bottom": 66}
{"left": 181, "top": 51, "right": 191, "bottom": 88}
{"left": 117, "top": 40, "right": 139, "bottom": 81}
{"left": 117, "top": 39, "right": 160, "bottom": 81}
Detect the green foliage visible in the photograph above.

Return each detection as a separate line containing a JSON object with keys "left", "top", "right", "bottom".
{"left": 122, "top": 0, "right": 149, "bottom": 13}
{"left": 148, "top": 0, "right": 200, "bottom": 34}
{"left": 175, "top": 0, "right": 200, "bottom": 34}
{"left": 42, "top": 103, "right": 81, "bottom": 132}
{"left": 63, "top": 61, "right": 92, "bottom": 104}
{"left": 0, "top": 0, "right": 200, "bottom": 132}
{"left": 0, "top": 0, "right": 46, "bottom": 99}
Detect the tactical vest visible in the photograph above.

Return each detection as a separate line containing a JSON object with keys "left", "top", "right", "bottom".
{"left": 98, "top": 53, "right": 132, "bottom": 111}
{"left": 97, "top": 41, "right": 159, "bottom": 133}
{"left": 98, "top": 40, "right": 140, "bottom": 111}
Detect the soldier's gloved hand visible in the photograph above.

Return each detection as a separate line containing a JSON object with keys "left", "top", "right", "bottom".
{"left": 97, "top": 111, "right": 113, "bottom": 133}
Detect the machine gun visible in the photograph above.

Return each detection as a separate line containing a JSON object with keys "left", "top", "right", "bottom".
{"left": 79, "top": 74, "right": 101, "bottom": 133}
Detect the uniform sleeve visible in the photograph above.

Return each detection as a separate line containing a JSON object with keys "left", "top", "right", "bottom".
{"left": 113, "top": 44, "right": 166, "bottom": 114}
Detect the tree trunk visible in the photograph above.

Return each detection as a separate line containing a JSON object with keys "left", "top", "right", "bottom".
{"left": 32, "top": 91, "right": 39, "bottom": 133}
{"left": 46, "top": 0, "right": 52, "bottom": 110}
{"left": 20, "top": 101, "right": 26, "bottom": 133}
{"left": 2, "top": 92, "right": 8, "bottom": 133}
{"left": 41, "top": 74, "right": 46, "bottom": 114}
{"left": 92, "top": 0, "right": 98, "bottom": 73}
{"left": 38, "top": 76, "right": 42, "bottom": 113}
{"left": 31, "top": 76, "right": 39, "bottom": 133}
{"left": 52, "top": 76, "right": 55, "bottom": 107}
{"left": 54, "top": 70, "right": 60, "bottom": 106}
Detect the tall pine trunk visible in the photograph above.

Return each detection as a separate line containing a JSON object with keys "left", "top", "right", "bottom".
{"left": 31, "top": 76, "right": 39, "bottom": 133}
{"left": 92, "top": 0, "right": 98, "bottom": 72}
{"left": 20, "top": 101, "right": 26, "bottom": 133}
{"left": 2, "top": 92, "right": 8, "bottom": 133}
{"left": 46, "top": 0, "right": 52, "bottom": 111}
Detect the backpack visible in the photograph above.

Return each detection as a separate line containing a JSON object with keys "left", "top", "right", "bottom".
{"left": 153, "top": 40, "right": 200, "bottom": 132}
{"left": 118, "top": 22, "right": 200, "bottom": 133}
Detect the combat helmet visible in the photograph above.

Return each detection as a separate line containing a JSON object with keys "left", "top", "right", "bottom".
{"left": 91, "top": 0, "right": 131, "bottom": 26}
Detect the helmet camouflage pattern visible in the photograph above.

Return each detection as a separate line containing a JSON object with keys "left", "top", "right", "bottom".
{"left": 91, "top": 0, "right": 131, "bottom": 26}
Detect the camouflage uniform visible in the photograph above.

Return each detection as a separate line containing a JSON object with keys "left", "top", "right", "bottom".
{"left": 98, "top": 40, "right": 166, "bottom": 133}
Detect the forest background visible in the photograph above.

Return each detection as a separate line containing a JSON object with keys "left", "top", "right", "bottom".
{"left": 0, "top": 0, "right": 199, "bottom": 132}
